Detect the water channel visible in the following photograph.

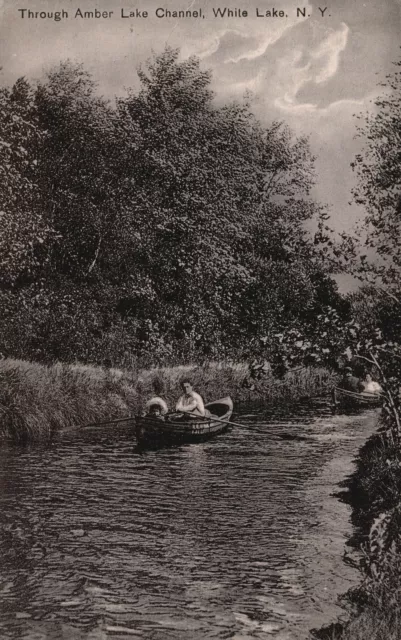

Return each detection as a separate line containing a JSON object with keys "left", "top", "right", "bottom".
{"left": 0, "top": 402, "right": 379, "bottom": 640}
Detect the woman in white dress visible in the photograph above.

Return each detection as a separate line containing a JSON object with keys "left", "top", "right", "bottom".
{"left": 362, "top": 373, "right": 382, "bottom": 396}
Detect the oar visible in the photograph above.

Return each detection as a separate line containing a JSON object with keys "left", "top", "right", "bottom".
{"left": 180, "top": 411, "right": 254, "bottom": 430}
{"left": 334, "top": 386, "right": 383, "bottom": 399}
{"left": 59, "top": 415, "right": 135, "bottom": 435}
{"left": 181, "top": 411, "right": 287, "bottom": 439}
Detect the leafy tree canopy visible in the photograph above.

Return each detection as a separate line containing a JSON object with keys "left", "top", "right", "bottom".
{"left": 0, "top": 48, "right": 344, "bottom": 365}
{"left": 338, "top": 61, "right": 401, "bottom": 295}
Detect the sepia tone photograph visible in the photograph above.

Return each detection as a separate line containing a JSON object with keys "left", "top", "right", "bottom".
{"left": 0, "top": 0, "right": 401, "bottom": 638}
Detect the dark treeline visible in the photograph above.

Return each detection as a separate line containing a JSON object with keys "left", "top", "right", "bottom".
{"left": 0, "top": 47, "right": 347, "bottom": 366}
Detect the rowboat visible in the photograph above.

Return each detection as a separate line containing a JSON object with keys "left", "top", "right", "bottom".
{"left": 135, "top": 396, "right": 234, "bottom": 446}
{"left": 332, "top": 387, "right": 382, "bottom": 413}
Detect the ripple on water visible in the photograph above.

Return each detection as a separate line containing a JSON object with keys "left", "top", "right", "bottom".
{"left": 0, "top": 403, "right": 379, "bottom": 639}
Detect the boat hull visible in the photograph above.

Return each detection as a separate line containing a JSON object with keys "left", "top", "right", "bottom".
{"left": 135, "top": 397, "right": 233, "bottom": 446}
{"left": 332, "top": 387, "right": 382, "bottom": 413}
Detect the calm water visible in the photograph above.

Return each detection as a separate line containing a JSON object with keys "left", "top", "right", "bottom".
{"left": 0, "top": 403, "right": 378, "bottom": 640}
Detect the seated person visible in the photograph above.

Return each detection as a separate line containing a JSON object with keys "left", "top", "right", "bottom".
{"left": 176, "top": 379, "right": 206, "bottom": 417}
{"left": 341, "top": 367, "right": 363, "bottom": 393}
{"left": 145, "top": 399, "right": 168, "bottom": 418}
{"left": 361, "top": 373, "right": 382, "bottom": 395}
{"left": 145, "top": 377, "right": 168, "bottom": 417}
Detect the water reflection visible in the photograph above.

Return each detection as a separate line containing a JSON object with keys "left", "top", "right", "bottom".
{"left": 0, "top": 402, "right": 378, "bottom": 639}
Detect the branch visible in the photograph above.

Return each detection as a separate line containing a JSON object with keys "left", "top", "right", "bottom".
{"left": 88, "top": 235, "right": 102, "bottom": 274}
{"left": 368, "top": 350, "right": 401, "bottom": 440}
{"left": 368, "top": 351, "right": 385, "bottom": 380}
{"left": 377, "top": 287, "right": 401, "bottom": 306}
{"left": 354, "top": 354, "right": 378, "bottom": 367}
{"left": 376, "top": 347, "right": 401, "bottom": 361}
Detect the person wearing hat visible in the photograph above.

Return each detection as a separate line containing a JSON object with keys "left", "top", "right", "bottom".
{"left": 341, "top": 367, "right": 363, "bottom": 393}
{"left": 145, "top": 377, "right": 169, "bottom": 417}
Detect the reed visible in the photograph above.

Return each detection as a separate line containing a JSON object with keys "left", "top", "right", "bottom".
{"left": 140, "top": 362, "right": 336, "bottom": 406}
{"left": 0, "top": 359, "right": 139, "bottom": 442}
{"left": 0, "top": 358, "right": 335, "bottom": 443}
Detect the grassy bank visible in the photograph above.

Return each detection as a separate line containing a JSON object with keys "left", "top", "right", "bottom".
{"left": 0, "top": 359, "right": 139, "bottom": 442}
{"left": 311, "top": 428, "right": 401, "bottom": 640}
{"left": 0, "top": 358, "right": 336, "bottom": 442}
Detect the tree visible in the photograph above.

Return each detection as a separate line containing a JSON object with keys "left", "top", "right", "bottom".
{"left": 346, "top": 61, "right": 401, "bottom": 294}
{"left": 34, "top": 61, "right": 125, "bottom": 280}
{"left": 0, "top": 78, "right": 54, "bottom": 287}
{"left": 113, "top": 48, "right": 340, "bottom": 358}
{"left": 0, "top": 49, "right": 345, "bottom": 364}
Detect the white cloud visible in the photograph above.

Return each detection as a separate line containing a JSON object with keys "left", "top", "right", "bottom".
{"left": 312, "top": 23, "right": 349, "bottom": 83}
{"left": 225, "top": 23, "right": 296, "bottom": 64}
{"left": 182, "top": 3, "right": 312, "bottom": 65}
{"left": 274, "top": 23, "right": 350, "bottom": 112}
{"left": 180, "top": 30, "right": 230, "bottom": 60}
{"left": 228, "top": 70, "right": 265, "bottom": 95}
{"left": 276, "top": 95, "right": 365, "bottom": 115}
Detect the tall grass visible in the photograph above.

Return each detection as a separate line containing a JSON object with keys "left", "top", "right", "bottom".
{"left": 0, "top": 358, "right": 336, "bottom": 442}
{"left": 140, "top": 363, "right": 336, "bottom": 406}
{"left": 0, "top": 359, "right": 139, "bottom": 442}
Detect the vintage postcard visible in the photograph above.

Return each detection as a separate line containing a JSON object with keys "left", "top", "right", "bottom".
{"left": 0, "top": 0, "right": 400, "bottom": 639}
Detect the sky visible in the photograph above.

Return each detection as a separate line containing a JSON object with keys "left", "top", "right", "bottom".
{"left": 1, "top": 0, "right": 401, "bottom": 290}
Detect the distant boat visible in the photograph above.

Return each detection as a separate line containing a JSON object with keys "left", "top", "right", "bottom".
{"left": 135, "top": 396, "right": 233, "bottom": 446}
{"left": 332, "top": 387, "right": 382, "bottom": 413}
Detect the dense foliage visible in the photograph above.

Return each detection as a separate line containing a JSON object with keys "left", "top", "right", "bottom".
{"left": 245, "top": 59, "right": 401, "bottom": 415}
{"left": 336, "top": 61, "right": 401, "bottom": 294}
{"left": 340, "top": 63, "right": 401, "bottom": 429}
{"left": 303, "top": 61, "right": 401, "bottom": 640}
{"left": 0, "top": 49, "right": 346, "bottom": 366}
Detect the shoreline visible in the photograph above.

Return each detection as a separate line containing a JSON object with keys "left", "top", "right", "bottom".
{"left": 311, "top": 423, "right": 401, "bottom": 640}
{"left": 0, "top": 358, "right": 336, "bottom": 443}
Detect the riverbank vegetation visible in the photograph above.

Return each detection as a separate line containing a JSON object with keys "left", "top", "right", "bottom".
{"left": 0, "top": 358, "right": 336, "bottom": 443}
{"left": 0, "top": 47, "right": 347, "bottom": 368}
{"left": 3, "top": 41, "right": 401, "bottom": 639}
{"left": 311, "top": 428, "right": 401, "bottom": 640}
{"left": 310, "top": 60, "right": 401, "bottom": 640}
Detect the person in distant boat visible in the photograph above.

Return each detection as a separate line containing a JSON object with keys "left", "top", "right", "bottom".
{"left": 176, "top": 379, "right": 206, "bottom": 417}
{"left": 341, "top": 367, "right": 363, "bottom": 393}
{"left": 145, "top": 378, "right": 168, "bottom": 417}
{"left": 361, "top": 373, "right": 382, "bottom": 396}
